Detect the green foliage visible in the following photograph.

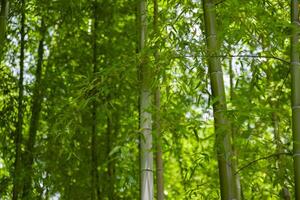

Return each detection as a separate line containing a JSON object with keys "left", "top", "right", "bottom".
{"left": 0, "top": 0, "right": 295, "bottom": 199}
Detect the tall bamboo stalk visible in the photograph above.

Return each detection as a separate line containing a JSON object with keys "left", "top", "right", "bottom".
{"left": 12, "top": 0, "right": 26, "bottom": 200}
{"left": 290, "top": 0, "right": 300, "bottom": 199}
{"left": 91, "top": 1, "right": 100, "bottom": 199}
{"left": 22, "top": 19, "right": 46, "bottom": 200}
{"left": 270, "top": 110, "right": 291, "bottom": 200}
{"left": 12, "top": 1, "right": 25, "bottom": 199}
{"left": 106, "top": 113, "right": 114, "bottom": 199}
{"left": 229, "top": 59, "right": 241, "bottom": 200}
{"left": 153, "top": 0, "right": 164, "bottom": 199}
{"left": 138, "top": 0, "right": 153, "bottom": 199}
{"left": 203, "top": 1, "right": 234, "bottom": 199}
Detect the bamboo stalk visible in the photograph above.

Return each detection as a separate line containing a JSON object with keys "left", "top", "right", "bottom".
{"left": 290, "top": 0, "right": 300, "bottom": 199}
{"left": 203, "top": 0, "right": 235, "bottom": 199}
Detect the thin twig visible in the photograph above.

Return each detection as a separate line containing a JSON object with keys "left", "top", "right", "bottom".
{"left": 219, "top": 54, "right": 290, "bottom": 64}
{"left": 173, "top": 51, "right": 290, "bottom": 64}
{"left": 235, "top": 152, "right": 291, "bottom": 175}
{"left": 216, "top": 0, "right": 227, "bottom": 6}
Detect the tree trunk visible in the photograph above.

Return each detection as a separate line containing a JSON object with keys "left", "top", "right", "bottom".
{"left": 138, "top": 0, "right": 153, "bottom": 199}
{"left": 12, "top": 1, "right": 25, "bottom": 199}
{"left": 202, "top": 1, "right": 234, "bottom": 199}
{"left": 22, "top": 19, "right": 46, "bottom": 200}
{"left": 291, "top": 1, "right": 300, "bottom": 199}
{"left": 153, "top": 0, "right": 164, "bottom": 199}
{"left": 91, "top": 2, "right": 100, "bottom": 200}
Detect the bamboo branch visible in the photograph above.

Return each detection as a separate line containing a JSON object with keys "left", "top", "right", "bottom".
{"left": 173, "top": 51, "right": 290, "bottom": 64}
{"left": 217, "top": 54, "right": 290, "bottom": 64}
{"left": 235, "top": 152, "right": 291, "bottom": 175}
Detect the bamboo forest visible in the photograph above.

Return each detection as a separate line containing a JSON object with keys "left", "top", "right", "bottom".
{"left": 2, "top": 0, "right": 300, "bottom": 199}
